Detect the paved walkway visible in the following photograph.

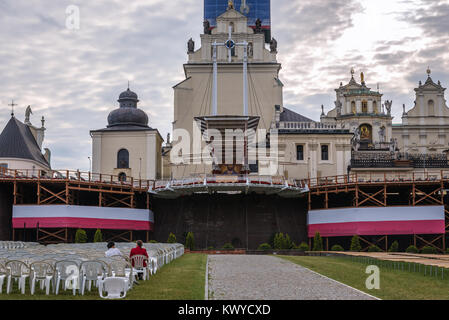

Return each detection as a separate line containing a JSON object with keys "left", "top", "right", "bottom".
{"left": 207, "top": 255, "right": 376, "bottom": 300}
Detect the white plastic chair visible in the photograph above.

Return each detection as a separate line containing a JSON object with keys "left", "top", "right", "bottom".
{"left": 6, "top": 260, "right": 30, "bottom": 294}
{"left": 130, "top": 255, "right": 149, "bottom": 280}
{"left": 80, "top": 261, "right": 106, "bottom": 295}
{"left": 99, "top": 277, "right": 127, "bottom": 299}
{"left": 0, "top": 263, "right": 6, "bottom": 294}
{"left": 30, "top": 262, "right": 54, "bottom": 295}
{"left": 54, "top": 260, "right": 79, "bottom": 295}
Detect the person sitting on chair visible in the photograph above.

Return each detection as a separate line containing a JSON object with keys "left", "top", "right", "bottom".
{"left": 130, "top": 240, "right": 149, "bottom": 280}
{"left": 105, "top": 241, "right": 122, "bottom": 257}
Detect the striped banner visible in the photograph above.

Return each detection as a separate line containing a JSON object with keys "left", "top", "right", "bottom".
{"left": 307, "top": 206, "right": 445, "bottom": 237}
{"left": 13, "top": 205, "right": 153, "bottom": 231}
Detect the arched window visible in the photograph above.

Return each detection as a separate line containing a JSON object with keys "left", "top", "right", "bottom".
{"left": 362, "top": 100, "right": 368, "bottom": 113}
{"left": 118, "top": 172, "right": 127, "bottom": 182}
{"left": 229, "top": 22, "right": 234, "bottom": 33}
{"left": 117, "top": 149, "right": 129, "bottom": 169}
{"left": 428, "top": 100, "right": 435, "bottom": 116}
{"left": 351, "top": 101, "right": 356, "bottom": 114}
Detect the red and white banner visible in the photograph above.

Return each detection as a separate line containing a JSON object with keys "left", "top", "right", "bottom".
{"left": 13, "top": 205, "right": 153, "bottom": 231}
{"left": 307, "top": 206, "right": 444, "bottom": 237}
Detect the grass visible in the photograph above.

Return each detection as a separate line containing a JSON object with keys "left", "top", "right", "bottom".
{"left": 279, "top": 255, "right": 449, "bottom": 300}
{"left": 0, "top": 253, "right": 207, "bottom": 300}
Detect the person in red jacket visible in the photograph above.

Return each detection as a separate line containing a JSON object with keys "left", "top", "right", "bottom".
{"left": 130, "top": 240, "right": 149, "bottom": 280}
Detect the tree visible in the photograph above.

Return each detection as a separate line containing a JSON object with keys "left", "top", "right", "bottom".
{"left": 284, "top": 234, "right": 293, "bottom": 249}
{"left": 75, "top": 229, "right": 87, "bottom": 243}
{"left": 185, "top": 232, "right": 195, "bottom": 250}
{"left": 350, "top": 235, "right": 362, "bottom": 252}
{"left": 93, "top": 229, "right": 103, "bottom": 243}
{"left": 313, "top": 232, "right": 323, "bottom": 251}
{"left": 167, "top": 232, "right": 177, "bottom": 243}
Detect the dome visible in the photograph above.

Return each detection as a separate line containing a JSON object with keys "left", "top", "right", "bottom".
{"left": 107, "top": 88, "right": 149, "bottom": 128}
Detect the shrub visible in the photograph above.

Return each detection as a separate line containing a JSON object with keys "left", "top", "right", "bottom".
{"left": 75, "top": 229, "right": 87, "bottom": 243}
{"left": 93, "top": 229, "right": 103, "bottom": 243}
{"left": 420, "top": 246, "right": 437, "bottom": 254}
{"left": 284, "top": 234, "right": 293, "bottom": 249}
{"left": 207, "top": 246, "right": 214, "bottom": 250}
{"left": 368, "top": 245, "right": 382, "bottom": 252}
{"left": 313, "top": 232, "right": 323, "bottom": 251}
{"left": 222, "top": 243, "right": 234, "bottom": 250}
{"left": 406, "top": 245, "right": 419, "bottom": 253}
{"left": 149, "top": 240, "right": 158, "bottom": 244}
{"left": 258, "top": 243, "right": 272, "bottom": 251}
{"left": 273, "top": 233, "right": 284, "bottom": 250}
{"left": 185, "top": 232, "right": 195, "bottom": 250}
{"left": 297, "top": 242, "right": 309, "bottom": 252}
{"left": 167, "top": 232, "right": 177, "bottom": 243}
{"left": 388, "top": 241, "right": 399, "bottom": 252}
{"left": 331, "top": 244, "right": 344, "bottom": 252}
{"left": 350, "top": 235, "right": 362, "bottom": 252}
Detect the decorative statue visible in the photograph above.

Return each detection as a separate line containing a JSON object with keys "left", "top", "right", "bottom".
{"left": 378, "top": 126, "right": 386, "bottom": 143}
{"left": 352, "top": 127, "right": 361, "bottom": 151}
{"left": 187, "top": 38, "right": 195, "bottom": 54}
{"left": 270, "top": 37, "right": 277, "bottom": 53}
{"left": 25, "top": 105, "right": 32, "bottom": 124}
{"left": 384, "top": 100, "right": 392, "bottom": 115}
{"left": 335, "top": 100, "right": 342, "bottom": 116}
{"left": 203, "top": 20, "right": 211, "bottom": 35}
{"left": 255, "top": 18, "right": 262, "bottom": 33}
{"left": 402, "top": 104, "right": 406, "bottom": 115}
{"left": 227, "top": 0, "right": 234, "bottom": 10}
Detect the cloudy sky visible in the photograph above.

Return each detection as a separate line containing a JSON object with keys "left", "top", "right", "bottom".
{"left": 0, "top": 0, "right": 448, "bottom": 170}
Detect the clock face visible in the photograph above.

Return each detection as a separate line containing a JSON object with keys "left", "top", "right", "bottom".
{"left": 225, "top": 39, "right": 235, "bottom": 49}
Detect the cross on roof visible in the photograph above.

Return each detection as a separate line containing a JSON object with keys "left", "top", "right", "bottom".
{"left": 8, "top": 99, "right": 17, "bottom": 117}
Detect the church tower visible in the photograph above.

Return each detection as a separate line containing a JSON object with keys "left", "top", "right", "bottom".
{"left": 171, "top": 1, "right": 282, "bottom": 178}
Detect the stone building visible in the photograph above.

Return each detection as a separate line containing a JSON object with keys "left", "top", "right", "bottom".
{"left": 0, "top": 107, "right": 50, "bottom": 174}
{"left": 90, "top": 88, "right": 163, "bottom": 181}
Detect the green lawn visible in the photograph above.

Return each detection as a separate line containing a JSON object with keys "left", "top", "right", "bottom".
{"left": 0, "top": 253, "right": 207, "bottom": 300}
{"left": 280, "top": 255, "right": 449, "bottom": 300}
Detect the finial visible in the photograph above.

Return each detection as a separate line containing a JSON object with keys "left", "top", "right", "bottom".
{"left": 427, "top": 66, "right": 431, "bottom": 77}
{"left": 127, "top": 80, "right": 130, "bottom": 90}
{"left": 360, "top": 72, "right": 365, "bottom": 84}
{"left": 41, "top": 116, "right": 45, "bottom": 128}
{"left": 350, "top": 67, "right": 355, "bottom": 76}
{"left": 321, "top": 104, "right": 325, "bottom": 116}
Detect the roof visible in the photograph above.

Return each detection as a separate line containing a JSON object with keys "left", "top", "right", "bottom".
{"left": 280, "top": 107, "right": 314, "bottom": 122}
{"left": 0, "top": 117, "right": 49, "bottom": 167}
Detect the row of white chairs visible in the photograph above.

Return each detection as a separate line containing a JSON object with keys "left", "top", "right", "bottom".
{"left": 0, "top": 242, "right": 184, "bottom": 298}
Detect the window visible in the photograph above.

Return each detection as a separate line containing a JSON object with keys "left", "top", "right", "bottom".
{"left": 118, "top": 172, "right": 127, "bottom": 182}
{"left": 321, "top": 145, "right": 329, "bottom": 161}
{"left": 428, "top": 100, "right": 435, "bottom": 116}
{"left": 296, "top": 145, "right": 304, "bottom": 161}
{"left": 351, "top": 101, "right": 356, "bottom": 114}
{"left": 117, "top": 149, "right": 129, "bottom": 169}
{"left": 362, "top": 101, "right": 368, "bottom": 113}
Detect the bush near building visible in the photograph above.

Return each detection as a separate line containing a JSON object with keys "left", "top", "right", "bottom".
{"left": 93, "top": 229, "right": 103, "bottom": 242}
{"left": 258, "top": 243, "right": 272, "bottom": 251}
{"left": 420, "top": 246, "right": 438, "bottom": 254}
{"left": 75, "top": 229, "right": 87, "bottom": 243}
{"left": 185, "top": 232, "right": 195, "bottom": 250}
{"left": 349, "top": 235, "right": 362, "bottom": 252}
{"left": 313, "top": 232, "right": 323, "bottom": 251}
{"left": 222, "top": 243, "right": 234, "bottom": 250}
{"left": 297, "top": 242, "right": 310, "bottom": 252}
{"left": 167, "top": 233, "right": 177, "bottom": 243}
{"left": 388, "top": 241, "right": 399, "bottom": 252}
{"left": 331, "top": 244, "right": 344, "bottom": 251}
{"left": 368, "top": 245, "right": 382, "bottom": 252}
{"left": 406, "top": 245, "right": 419, "bottom": 253}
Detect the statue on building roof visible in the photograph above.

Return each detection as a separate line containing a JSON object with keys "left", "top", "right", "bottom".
{"left": 255, "top": 18, "right": 262, "bottom": 33}
{"left": 227, "top": 0, "right": 234, "bottom": 10}
{"left": 187, "top": 38, "right": 195, "bottom": 54}
{"left": 25, "top": 105, "right": 32, "bottom": 125}
{"left": 384, "top": 100, "right": 392, "bottom": 115}
{"left": 203, "top": 20, "right": 211, "bottom": 35}
{"left": 270, "top": 37, "right": 277, "bottom": 53}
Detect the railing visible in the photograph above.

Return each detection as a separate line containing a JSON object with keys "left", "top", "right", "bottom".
{"left": 299, "top": 170, "right": 449, "bottom": 189}
{"left": 279, "top": 122, "right": 342, "bottom": 130}
{"left": 351, "top": 152, "right": 449, "bottom": 168}
{"left": 152, "top": 174, "right": 308, "bottom": 191}
{"left": 0, "top": 168, "right": 154, "bottom": 190}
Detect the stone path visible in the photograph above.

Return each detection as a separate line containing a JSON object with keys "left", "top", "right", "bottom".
{"left": 207, "top": 255, "right": 376, "bottom": 300}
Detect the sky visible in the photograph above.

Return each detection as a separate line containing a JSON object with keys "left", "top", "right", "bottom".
{"left": 0, "top": 0, "right": 448, "bottom": 171}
